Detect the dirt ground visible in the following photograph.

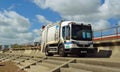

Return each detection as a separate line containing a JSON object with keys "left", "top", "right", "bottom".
{"left": 0, "top": 61, "right": 26, "bottom": 72}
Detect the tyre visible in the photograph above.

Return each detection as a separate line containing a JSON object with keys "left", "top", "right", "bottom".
{"left": 98, "top": 50, "right": 112, "bottom": 58}
{"left": 91, "top": 48, "right": 98, "bottom": 57}
{"left": 93, "top": 48, "right": 98, "bottom": 53}
{"left": 45, "top": 46, "right": 53, "bottom": 56}
{"left": 59, "top": 45, "right": 67, "bottom": 57}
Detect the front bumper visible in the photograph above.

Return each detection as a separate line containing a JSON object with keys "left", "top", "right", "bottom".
{"left": 65, "top": 48, "right": 97, "bottom": 54}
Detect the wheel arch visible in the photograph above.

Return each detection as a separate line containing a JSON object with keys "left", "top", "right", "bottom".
{"left": 58, "top": 43, "right": 64, "bottom": 53}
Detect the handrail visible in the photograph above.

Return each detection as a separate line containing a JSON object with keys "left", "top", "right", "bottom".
{"left": 93, "top": 25, "right": 120, "bottom": 41}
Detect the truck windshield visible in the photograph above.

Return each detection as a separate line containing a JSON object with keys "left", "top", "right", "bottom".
{"left": 72, "top": 24, "right": 92, "bottom": 41}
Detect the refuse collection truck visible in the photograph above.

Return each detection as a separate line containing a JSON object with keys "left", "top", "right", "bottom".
{"left": 41, "top": 20, "right": 97, "bottom": 57}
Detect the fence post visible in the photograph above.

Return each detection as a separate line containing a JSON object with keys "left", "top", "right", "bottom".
{"left": 101, "top": 30, "right": 102, "bottom": 40}
{"left": 116, "top": 25, "right": 119, "bottom": 39}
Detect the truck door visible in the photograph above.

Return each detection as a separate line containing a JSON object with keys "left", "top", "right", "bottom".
{"left": 62, "top": 25, "right": 70, "bottom": 40}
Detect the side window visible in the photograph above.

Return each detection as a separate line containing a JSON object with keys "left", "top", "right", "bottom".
{"left": 62, "top": 26, "right": 65, "bottom": 39}
{"left": 66, "top": 26, "right": 70, "bottom": 40}
{"left": 62, "top": 25, "right": 70, "bottom": 40}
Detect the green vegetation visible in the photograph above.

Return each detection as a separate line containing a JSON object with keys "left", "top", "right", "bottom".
{"left": 11, "top": 44, "right": 24, "bottom": 49}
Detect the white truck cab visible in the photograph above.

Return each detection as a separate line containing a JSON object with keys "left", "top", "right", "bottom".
{"left": 41, "top": 21, "right": 97, "bottom": 57}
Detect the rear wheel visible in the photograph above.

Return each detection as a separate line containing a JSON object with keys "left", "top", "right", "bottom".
{"left": 59, "top": 45, "right": 67, "bottom": 57}
{"left": 45, "top": 46, "right": 53, "bottom": 56}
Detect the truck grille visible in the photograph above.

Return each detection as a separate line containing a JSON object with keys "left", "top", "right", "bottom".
{"left": 77, "top": 44, "right": 90, "bottom": 47}
{"left": 72, "top": 41, "right": 90, "bottom": 47}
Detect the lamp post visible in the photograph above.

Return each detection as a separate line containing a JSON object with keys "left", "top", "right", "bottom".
{"left": 116, "top": 24, "right": 118, "bottom": 39}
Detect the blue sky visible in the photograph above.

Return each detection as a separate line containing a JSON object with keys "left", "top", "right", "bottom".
{"left": 100, "top": 0, "right": 105, "bottom": 5}
{"left": 0, "top": 0, "right": 61, "bottom": 30}
{"left": 0, "top": 0, "right": 120, "bottom": 45}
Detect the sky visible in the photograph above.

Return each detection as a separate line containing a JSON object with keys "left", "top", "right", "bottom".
{"left": 0, "top": 0, "right": 120, "bottom": 45}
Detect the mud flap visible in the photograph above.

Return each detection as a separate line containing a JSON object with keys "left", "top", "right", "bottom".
{"left": 96, "top": 50, "right": 112, "bottom": 58}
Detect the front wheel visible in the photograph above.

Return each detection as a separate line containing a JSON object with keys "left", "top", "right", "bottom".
{"left": 45, "top": 46, "right": 53, "bottom": 56}
{"left": 59, "top": 45, "right": 67, "bottom": 57}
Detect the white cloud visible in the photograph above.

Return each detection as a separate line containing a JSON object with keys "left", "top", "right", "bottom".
{"left": 33, "top": 0, "right": 100, "bottom": 15}
{"left": 7, "top": 4, "right": 15, "bottom": 10}
{"left": 95, "top": 0, "right": 120, "bottom": 19}
{"left": 18, "top": 32, "right": 33, "bottom": 41}
{"left": 118, "top": 21, "right": 120, "bottom": 25}
{"left": 33, "top": 29, "right": 40, "bottom": 36}
{"left": 92, "top": 20, "right": 110, "bottom": 30}
{"left": 33, "top": 0, "right": 110, "bottom": 30}
{"left": 33, "top": 0, "right": 47, "bottom": 9}
{"left": 110, "top": 0, "right": 120, "bottom": 18}
{"left": 33, "top": 29, "right": 40, "bottom": 42}
{"left": 0, "top": 10, "right": 33, "bottom": 45}
{"left": 98, "top": 0, "right": 120, "bottom": 19}
{"left": 33, "top": 0, "right": 120, "bottom": 30}
{"left": 36, "top": 15, "right": 51, "bottom": 24}
{"left": 98, "top": 0, "right": 112, "bottom": 19}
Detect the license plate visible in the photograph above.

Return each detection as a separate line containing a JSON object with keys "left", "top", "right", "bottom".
{"left": 81, "top": 51, "right": 87, "bottom": 53}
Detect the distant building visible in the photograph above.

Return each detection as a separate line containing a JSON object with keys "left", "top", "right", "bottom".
{"left": 34, "top": 42, "right": 40, "bottom": 46}
{"left": 0, "top": 45, "right": 2, "bottom": 50}
{"left": 0, "top": 45, "right": 11, "bottom": 50}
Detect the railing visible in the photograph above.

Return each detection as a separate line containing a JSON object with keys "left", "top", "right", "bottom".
{"left": 93, "top": 25, "right": 120, "bottom": 41}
